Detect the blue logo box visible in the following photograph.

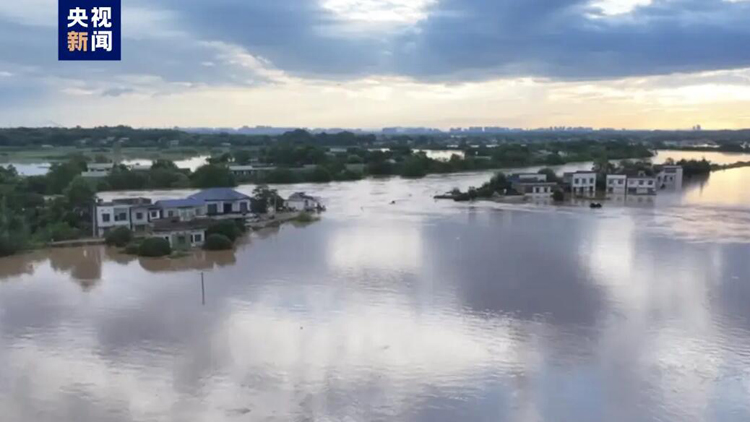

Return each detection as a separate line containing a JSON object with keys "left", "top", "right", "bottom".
{"left": 59, "top": 0, "right": 121, "bottom": 61}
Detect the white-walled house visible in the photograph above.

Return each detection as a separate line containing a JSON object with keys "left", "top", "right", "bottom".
{"left": 627, "top": 176, "right": 657, "bottom": 195}
{"left": 187, "top": 188, "right": 252, "bottom": 216}
{"left": 606, "top": 174, "right": 627, "bottom": 195}
{"left": 509, "top": 173, "right": 556, "bottom": 198}
{"left": 151, "top": 220, "right": 210, "bottom": 248}
{"left": 286, "top": 192, "right": 322, "bottom": 211}
{"left": 565, "top": 171, "right": 597, "bottom": 196}
{"left": 82, "top": 163, "right": 114, "bottom": 178}
{"left": 656, "top": 165, "right": 684, "bottom": 189}
{"left": 154, "top": 198, "right": 205, "bottom": 222}
{"left": 94, "top": 198, "right": 155, "bottom": 237}
{"left": 228, "top": 165, "right": 277, "bottom": 178}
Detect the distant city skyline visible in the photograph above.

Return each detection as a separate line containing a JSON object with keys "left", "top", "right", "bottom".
{"left": 2, "top": 1, "right": 750, "bottom": 129}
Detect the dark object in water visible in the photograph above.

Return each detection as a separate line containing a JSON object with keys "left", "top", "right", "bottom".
{"left": 590, "top": 202, "right": 603, "bottom": 209}
{"left": 390, "top": 200, "right": 396, "bottom": 205}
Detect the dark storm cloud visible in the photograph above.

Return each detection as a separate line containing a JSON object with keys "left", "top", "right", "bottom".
{"left": 392, "top": 0, "right": 750, "bottom": 80}
{"left": 2, "top": 0, "right": 750, "bottom": 101}
{"left": 154, "top": 0, "right": 750, "bottom": 81}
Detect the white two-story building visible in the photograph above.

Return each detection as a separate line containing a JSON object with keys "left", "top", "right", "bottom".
{"left": 82, "top": 163, "right": 114, "bottom": 178}
{"left": 94, "top": 197, "right": 155, "bottom": 237}
{"left": 565, "top": 171, "right": 597, "bottom": 196}
{"left": 509, "top": 173, "right": 556, "bottom": 198}
{"left": 606, "top": 174, "right": 627, "bottom": 195}
{"left": 656, "top": 165, "right": 684, "bottom": 189}
{"left": 627, "top": 176, "right": 657, "bottom": 195}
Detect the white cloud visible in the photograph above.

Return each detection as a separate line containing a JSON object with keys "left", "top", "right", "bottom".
{"left": 590, "top": 0, "right": 653, "bottom": 16}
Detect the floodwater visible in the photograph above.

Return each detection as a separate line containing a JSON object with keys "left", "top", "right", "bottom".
{"left": 1, "top": 156, "right": 209, "bottom": 176}
{"left": 3, "top": 152, "right": 750, "bottom": 421}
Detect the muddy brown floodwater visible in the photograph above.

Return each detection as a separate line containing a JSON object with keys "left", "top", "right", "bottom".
{"left": 2, "top": 151, "right": 750, "bottom": 421}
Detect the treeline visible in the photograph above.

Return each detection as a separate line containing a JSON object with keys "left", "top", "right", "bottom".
{"left": 246, "top": 140, "right": 653, "bottom": 181}
{"left": 0, "top": 165, "right": 96, "bottom": 256}
{"left": 0, "top": 127, "right": 378, "bottom": 148}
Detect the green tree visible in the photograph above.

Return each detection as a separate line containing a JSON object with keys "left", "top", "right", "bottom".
{"left": 138, "top": 238, "right": 171, "bottom": 257}
{"left": 0, "top": 198, "right": 28, "bottom": 256}
{"left": 206, "top": 220, "right": 244, "bottom": 242}
{"left": 46, "top": 159, "right": 85, "bottom": 194}
{"left": 400, "top": 155, "right": 428, "bottom": 178}
{"left": 309, "top": 166, "right": 332, "bottom": 183}
{"left": 105, "top": 227, "right": 133, "bottom": 247}
{"left": 537, "top": 168, "right": 560, "bottom": 183}
{"left": 233, "top": 150, "right": 253, "bottom": 165}
{"left": 191, "top": 164, "right": 236, "bottom": 188}
{"left": 45, "top": 222, "right": 81, "bottom": 242}
{"left": 251, "top": 185, "right": 282, "bottom": 214}
{"left": 203, "top": 234, "right": 233, "bottom": 250}
{"left": 64, "top": 177, "right": 96, "bottom": 210}
{"left": 106, "top": 167, "right": 148, "bottom": 190}
{"left": 151, "top": 159, "right": 179, "bottom": 171}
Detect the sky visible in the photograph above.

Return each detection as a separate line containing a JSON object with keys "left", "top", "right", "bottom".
{"left": 2, "top": 0, "right": 750, "bottom": 129}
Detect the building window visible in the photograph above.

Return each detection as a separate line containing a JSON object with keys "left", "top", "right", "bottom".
{"left": 168, "top": 210, "right": 176, "bottom": 218}
{"left": 639, "top": 180, "right": 644, "bottom": 186}
{"left": 115, "top": 212, "right": 128, "bottom": 222}
{"left": 150, "top": 211, "right": 159, "bottom": 219}
{"left": 102, "top": 213, "right": 111, "bottom": 223}
{"left": 193, "top": 234, "right": 203, "bottom": 243}
{"left": 136, "top": 212, "right": 144, "bottom": 220}
{"left": 207, "top": 204, "right": 218, "bottom": 215}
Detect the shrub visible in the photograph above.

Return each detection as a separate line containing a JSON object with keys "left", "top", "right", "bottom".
{"left": 296, "top": 211, "right": 316, "bottom": 223}
{"left": 203, "top": 234, "right": 233, "bottom": 250}
{"left": 46, "top": 222, "right": 81, "bottom": 242}
{"left": 552, "top": 190, "right": 565, "bottom": 202}
{"left": 105, "top": 226, "right": 133, "bottom": 247}
{"left": 0, "top": 235, "right": 24, "bottom": 257}
{"left": 309, "top": 166, "right": 332, "bottom": 183}
{"left": 206, "top": 220, "right": 244, "bottom": 242}
{"left": 123, "top": 242, "right": 140, "bottom": 255}
{"left": 138, "top": 237, "right": 172, "bottom": 257}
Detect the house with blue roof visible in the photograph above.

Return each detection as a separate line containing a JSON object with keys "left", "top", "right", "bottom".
{"left": 187, "top": 188, "right": 252, "bottom": 216}
{"left": 94, "top": 188, "right": 254, "bottom": 239}
{"left": 154, "top": 197, "right": 206, "bottom": 222}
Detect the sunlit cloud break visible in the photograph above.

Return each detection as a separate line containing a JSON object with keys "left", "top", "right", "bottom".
{"left": 1, "top": 0, "right": 750, "bottom": 128}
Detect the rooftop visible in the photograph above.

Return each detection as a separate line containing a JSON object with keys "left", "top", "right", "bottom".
{"left": 188, "top": 188, "right": 251, "bottom": 202}
{"left": 289, "top": 192, "right": 317, "bottom": 201}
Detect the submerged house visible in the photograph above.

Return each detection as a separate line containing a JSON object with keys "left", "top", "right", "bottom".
{"left": 151, "top": 219, "right": 212, "bottom": 248}
{"left": 606, "top": 174, "right": 627, "bottom": 195}
{"left": 82, "top": 163, "right": 114, "bottom": 178}
{"left": 564, "top": 171, "right": 597, "bottom": 196}
{"left": 187, "top": 188, "right": 252, "bottom": 216}
{"left": 154, "top": 198, "right": 205, "bottom": 222}
{"left": 509, "top": 173, "right": 556, "bottom": 198}
{"left": 286, "top": 192, "right": 322, "bottom": 211}
{"left": 626, "top": 175, "right": 657, "bottom": 195}
{"left": 94, "top": 188, "right": 253, "bottom": 239}
{"left": 94, "top": 197, "right": 156, "bottom": 237}
{"left": 656, "top": 165, "right": 684, "bottom": 189}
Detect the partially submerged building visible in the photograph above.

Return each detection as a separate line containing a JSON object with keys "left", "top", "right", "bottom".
{"left": 509, "top": 173, "right": 556, "bottom": 198}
